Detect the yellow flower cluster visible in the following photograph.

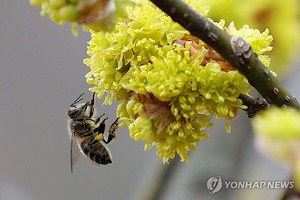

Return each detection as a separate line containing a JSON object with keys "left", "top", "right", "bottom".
{"left": 201, "top": 0, "right": 300, "bottom": 76}
{"left": 84, "top": 0, "right": 272, "bottom": 162}
{"left": 30, "top": 0, "right": 133, "bottom": 33}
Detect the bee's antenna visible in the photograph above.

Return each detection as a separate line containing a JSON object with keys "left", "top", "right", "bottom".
{"left": 71, "top": 93, "right": 85, "bottom": 106}
{"left": 91, "top": 92, "right": 96, "bottom": 106}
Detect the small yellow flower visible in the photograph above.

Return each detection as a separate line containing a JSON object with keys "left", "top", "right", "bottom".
{"left": 30, "top": 0, "right": 135, "bottom": 34}
{"left": 252, "top": 106, "right": 300, "bottom": 191}
{"left": 253, "top": 106, "right": 300, "bottom": 140}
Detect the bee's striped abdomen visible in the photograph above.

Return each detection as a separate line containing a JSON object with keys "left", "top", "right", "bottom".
{"left": 81, "top": 139, "right": 112, "bottom": 165}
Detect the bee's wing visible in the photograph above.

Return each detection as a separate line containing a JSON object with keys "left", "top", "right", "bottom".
{"left": 70, "top": 132, "right": 80, "bottom": 173}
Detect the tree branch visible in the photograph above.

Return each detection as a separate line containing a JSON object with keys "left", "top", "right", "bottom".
{"left": 149, "top": 0, "right": 300, "bottom": 109}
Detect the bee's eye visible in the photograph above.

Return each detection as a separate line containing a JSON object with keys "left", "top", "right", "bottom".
{"left": 68, "top": 109, "right": 80, "bottom": 118}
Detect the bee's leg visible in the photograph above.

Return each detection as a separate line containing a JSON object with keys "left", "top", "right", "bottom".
{"left": 93, "top": 117, "right": 108, "bottom": 135}
{"left": 95, "top": 113, "right": 106, "bottom": 125}
{"left": 102, "top": 117, "right": 119, "bottom": 144}
{"left": 87, "top": 138, "right": 96, "bottom": 146}
{"left": 91, "top": 92, "right": 96, "bottom": 106}
{"left": 87, "top": 132, "right": 105, "bottom": 146}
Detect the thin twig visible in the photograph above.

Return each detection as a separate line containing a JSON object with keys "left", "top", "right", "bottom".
{"left": 149, "top": 0, "right": 300, "bottom": 109}
{"left": 238, "top": 93, "right": 269, "bottom": 117}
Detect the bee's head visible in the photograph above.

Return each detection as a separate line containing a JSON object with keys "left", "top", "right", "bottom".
{"left": 68, "top": 93, "right": 95, "bottom": 119}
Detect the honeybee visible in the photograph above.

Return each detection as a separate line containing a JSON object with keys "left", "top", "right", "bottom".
{"left": 67, "top": 92, "right": 119, "bottom": 173}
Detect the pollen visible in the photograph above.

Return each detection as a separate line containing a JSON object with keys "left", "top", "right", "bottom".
{"left": 95, "top": 134, "right": 104, "bottom": 141}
